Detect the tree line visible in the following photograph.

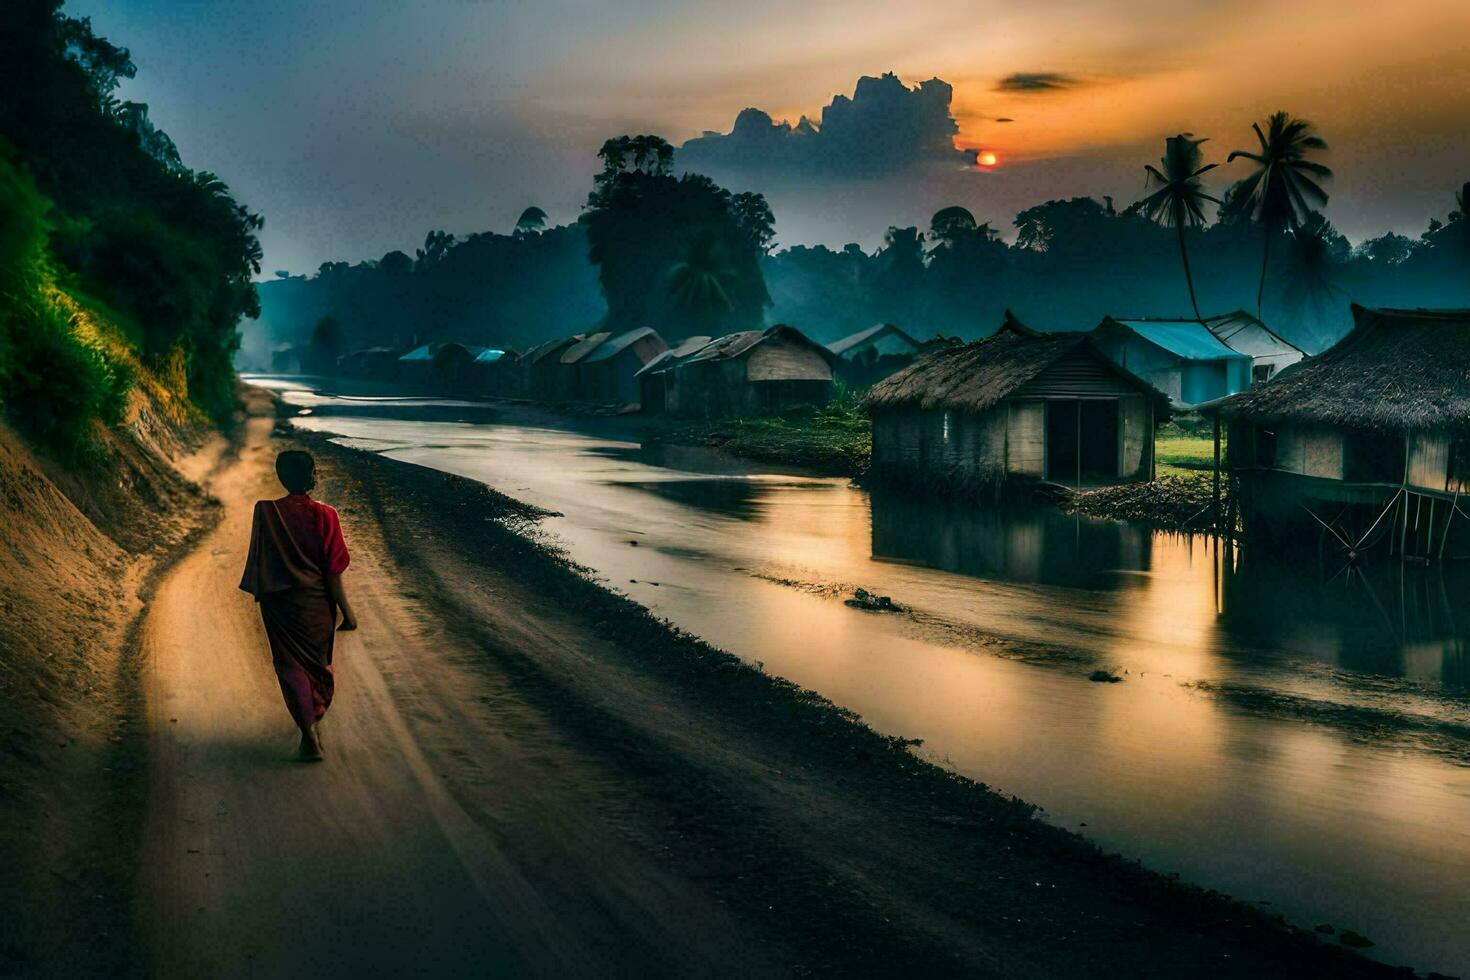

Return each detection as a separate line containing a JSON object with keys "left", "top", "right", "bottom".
{"left": 256, "top": 127, "right": 1468, "bottom": 370}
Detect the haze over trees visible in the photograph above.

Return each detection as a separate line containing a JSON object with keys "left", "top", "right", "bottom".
{"left": 247, "top": 97, "right": 1470, "bottom": 369}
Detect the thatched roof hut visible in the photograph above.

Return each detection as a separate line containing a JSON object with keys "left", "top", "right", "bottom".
{"left": 1207, "top": 305, "right": 1470, "bottom": 432}
{"left": 865, "top": 328, "right": 1169, "bottom": 489}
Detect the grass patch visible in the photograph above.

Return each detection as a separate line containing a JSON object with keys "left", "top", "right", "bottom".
{"left": 1155, "top": 416, "right": 1224, "bottom": 479}
{"left": 645, "top": 385, "right": 871, "bottom": 476}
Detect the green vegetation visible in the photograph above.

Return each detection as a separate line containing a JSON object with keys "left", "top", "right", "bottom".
{"left": 1155, "top": 417, "right": 1225, "bottom": 479}
{"left": 0, "top": 1, "right": 261, "bottom": 450}
{"left": 585, "top": 135, "right": 773, "bottom": 337}
{"left": 646, "top": 385, "right": 871, "bottom": 476}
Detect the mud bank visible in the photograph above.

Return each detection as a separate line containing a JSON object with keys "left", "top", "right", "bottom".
{"left": 0, "top": 389, "right": 231, "bottom": 977}
{"left": 293, "top": 421, "right": 1420, "bottom": 977}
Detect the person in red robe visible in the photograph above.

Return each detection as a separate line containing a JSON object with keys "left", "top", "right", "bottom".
{"left": 239, "top": 450, "right": 357, "bottom": 760}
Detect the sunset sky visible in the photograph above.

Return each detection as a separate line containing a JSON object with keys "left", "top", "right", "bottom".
{"left": 77, "top": 0, "right": 1470, "bottom": 274}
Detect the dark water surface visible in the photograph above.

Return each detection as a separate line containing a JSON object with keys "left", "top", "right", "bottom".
{"left": 256, "top": 377, "right": 1470, "bottom": 975}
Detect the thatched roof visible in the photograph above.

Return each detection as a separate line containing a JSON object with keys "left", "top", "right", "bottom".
{"left": 1205, "top": 306, "right": 1470, "bottom": 432}
{"left": 862, "top": 328, "right": 1165, "bottom": 414}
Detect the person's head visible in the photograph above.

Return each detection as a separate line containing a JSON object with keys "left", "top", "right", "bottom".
{"left": 275, "top": 450, "right": 316, "bottom": 494}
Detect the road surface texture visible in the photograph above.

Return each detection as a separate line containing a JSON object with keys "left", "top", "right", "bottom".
{"left": 132, "top": 393, "right": 1404, "bottom": 978}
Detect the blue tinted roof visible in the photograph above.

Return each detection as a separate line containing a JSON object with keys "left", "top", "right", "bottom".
{"left": 473, "top": 348, "right": 507, "bottom": 363}
{"left": 1111, "top": 320, "right": 1249, "bottom": 361}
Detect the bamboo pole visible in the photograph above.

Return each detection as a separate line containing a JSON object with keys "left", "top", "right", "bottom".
{"left": 1212, "top": 415, "right": 1222, "bottom": 530}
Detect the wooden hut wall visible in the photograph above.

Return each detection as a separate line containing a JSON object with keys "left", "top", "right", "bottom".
{"left": 1120, "top": 395, "right": 1149, "bottom": 478}
{"left": 871, "top": 407, "right": 1006, "bottom": 480}
{"left": 1013, "top": 349, "right": 1145, "bottom": 399}
{"left": 746, "top": 344, "right": 832, "bottom": 384}
{"left": 1275, "top": 425, "right": 1345, "bottom": 480}
{"left": 1005, "top": 401, "right": 1045, "bottom": 476}
{"left": 1409, "top": 433, "right": 1447, "bottom": 490}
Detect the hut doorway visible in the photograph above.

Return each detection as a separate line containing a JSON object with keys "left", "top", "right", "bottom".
{"left": 1045, "top": 399, "right": 1120, "bottom": 484}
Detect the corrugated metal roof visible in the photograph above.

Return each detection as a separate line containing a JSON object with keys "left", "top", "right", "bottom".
{"left": 583, "top": 327, "right": 664, "bottom": 363}
{"left": 1109, "top": 320, "right": 1249, "bottom": 361}
{"left": 560, "top": 332, "right": 611, "bottom": 364}
{"left": 827, "top": 323, "right": 922, "bottom": 357}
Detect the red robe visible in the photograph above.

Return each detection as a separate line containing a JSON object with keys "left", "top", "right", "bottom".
{"left": 239, "top": 494, "right": 350, "bottom": 729}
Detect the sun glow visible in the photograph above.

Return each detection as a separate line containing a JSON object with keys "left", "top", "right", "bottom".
{"left": 977, "top": 150, "right": 998, "bottom": 168}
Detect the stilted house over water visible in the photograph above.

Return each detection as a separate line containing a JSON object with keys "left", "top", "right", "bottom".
{"left": 864, "top": 327, "right": 1169, "bottom": 490}
{"left": 1206, "top": 305, "right": 1470, "bottom": 557}
{"left": 1091, "top": 316, "right": 1253, "bottom": 407}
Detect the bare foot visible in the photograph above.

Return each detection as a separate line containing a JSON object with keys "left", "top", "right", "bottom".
{"left": 297, "top": 726, "right": 325, "bottom": 762}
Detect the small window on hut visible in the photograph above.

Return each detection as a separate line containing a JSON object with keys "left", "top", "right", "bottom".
{"left": 1252, "top": 364, "right": 1274, "bottom": 385}
{"left": 1254, "top": 426, "right": 1278, "bottom": 469}
{"left": 1450, "top": 435, "right": 1470, "bottom": 493}
{"left": 1344, "top": 429, "right": 1405, "bottom": 484}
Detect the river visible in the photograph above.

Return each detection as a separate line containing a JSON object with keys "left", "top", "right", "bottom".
{"left": 256, "top": 376, "right": 1470, "bottom": 975}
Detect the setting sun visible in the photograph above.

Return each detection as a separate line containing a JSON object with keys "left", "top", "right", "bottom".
{"left": 977, "top": 150, "right": 998, "bottom": 168}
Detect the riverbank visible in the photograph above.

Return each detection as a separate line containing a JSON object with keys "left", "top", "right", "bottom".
{"left": 639, "top": 397, "right": 871, "bottom": 477}
{"left": 272, "top": 408, "right": 1412, "bottom": 976}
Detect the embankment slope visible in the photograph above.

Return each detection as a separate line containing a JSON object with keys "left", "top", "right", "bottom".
{"left": 0, "top": 390, "right": 224, "bottom": 976}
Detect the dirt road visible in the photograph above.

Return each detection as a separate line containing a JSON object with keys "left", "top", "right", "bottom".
{"left": 138, "top": 406, "right": 769, "bottom": 977}
{"left": 132, "top": 394, "right": 1404, "bottom": 978}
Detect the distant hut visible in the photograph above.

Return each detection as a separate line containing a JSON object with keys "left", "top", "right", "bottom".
{"left": 827, "top": 323, "right": 928, "bottom": 387}
{"left": 470, "top": 346, "right": 509, "bottom": 395}
{"left": 397, "top": 341, "right": 486, "bottom": 391}
{"left": 660, "top": 325, "right": 839, "bottom": 418}
{"left": 864, "top": 327, "right": 1170, "bottom": 490}
{"left": 1091, "top": 316, "right": 1253, "bottom": 408}
{"left": 1205, "top": 305, "right": 1470, "bottom": 554}
{"left": 526, "top": 336, "right": 585, "bottom": 401}
{"left": 554, "top": 331, "right": 611, "bottom": 402}
{"left": 579, "top": 327, "right": 668, "bottom": 408}
{"left": 1198, "top": 311, "right": 1305, "bottom": 383}
{"left": 337, "top": 346, "right": 398, "bottom": 381}
{"left": 636, "top": 335, "right": 712, "bottom": 414}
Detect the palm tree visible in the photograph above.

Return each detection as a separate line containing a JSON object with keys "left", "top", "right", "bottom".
{"left": 1138, "top": 134, "right": 1220, "bottom": 320}
{"left": 1226, "top": 112, "right": 1333, "bottom": 317}
{"left": 1279, "top": 212, "right": 1346, "bottom": 314}
{"left": 668, "top": 234, "right": 737, "bottom": 324}
{"left": 514, "top": 206, "right": 547, "bottom": 234}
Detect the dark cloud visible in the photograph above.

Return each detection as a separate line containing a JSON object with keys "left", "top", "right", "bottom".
{"left": 995, "top": 72, "right": 1077, "bottom": 93}
{"left": 677, "top": 72, "right": 971, "bottom": 180}
{"left": 994, "top": 117, "right": 1015, "bottom": 123}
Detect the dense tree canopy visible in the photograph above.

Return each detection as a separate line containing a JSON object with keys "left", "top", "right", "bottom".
{"left": 0, "top": 0, "right": 262, "bottom": 430}
{"left": 583, "top": 135, "right": 772, "bottom": 336}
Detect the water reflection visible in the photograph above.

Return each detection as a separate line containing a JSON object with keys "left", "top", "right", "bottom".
{"left": 870, "top": 487, "right": 1470, "bottom": 688}
{"left": 870, "top": 490, "right": 1152, "bottom": 589}
{"left": 1221, "top": 552, "right": 1470, "bottom": 688}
